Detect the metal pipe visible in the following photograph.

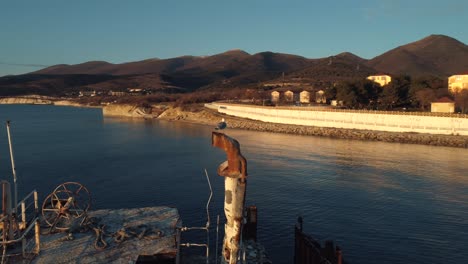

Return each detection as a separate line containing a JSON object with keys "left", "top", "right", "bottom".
{"left": 35, "top": 219, "right": 40, "bottom": 254}
{"left": 0, "top": 217, "right": 39, "bottom": 245}
{"left": 21, "top": 202, "right": 26, "bottom": 226}
{"left": 180, "top": 227, "right": 208, "bottom": 231}
{"left": 180, "top": 243, "right": 209, "bottom": 261}
{"left": 180, "top": 243, "right": 208, "bottom": 247}
{"left": 175, "top": 225, "right": 181, "bottom": 264}
{"left": 15, "top": 190, "right": 36, "bottom": 209}
{"left": 212, "top": 132, "right": 248, "bottom": 264}
{"left": 216, "top": 215, "right": 220, "bottom": 264}
{"left": 205, "top": 169, "right": 213, "bottom": 229}
{"left": 204, "top": 169, "right": 212, "bottom": 264}
{"left": 179, "top": 169, "right": 214, "bottom": 264}
{"left": 6, "top": 121, "right": 18, "bottom": 214}
{"left": 33, "top": 191, "right": 38, "bottom": 215}
{"left": 1, "top": 181, "right": 14, "bottom": 242}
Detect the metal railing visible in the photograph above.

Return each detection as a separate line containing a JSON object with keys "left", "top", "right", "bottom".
{"left": 1, "top": 183, "right": 40, "bottom": 264}
{"left": 294, "top": 217, "right": 342, "bottom": 264}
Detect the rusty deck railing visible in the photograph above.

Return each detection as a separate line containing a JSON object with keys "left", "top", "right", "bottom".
{"left": 294, "top": 217, "right": 343, "bottom": 264}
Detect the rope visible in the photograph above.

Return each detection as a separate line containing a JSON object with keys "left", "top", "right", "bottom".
{"left": 114, "top": 225, "right": 156, "bottom": 243}
{"left": 54, "top": 216, "right": 162, "bottom": 251}
{"left": 92, "top": 225, "right": 107, "bottom": 251}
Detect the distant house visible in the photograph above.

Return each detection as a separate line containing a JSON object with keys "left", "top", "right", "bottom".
{"left": 271, "top": 91, "right": 280, "bottom": 104}
{"left": 284, "top": 90, "right": 294, "bottom": 102}
{"left": 431, "top": 97, "right": 455, "bottom": 113}
{"left": 367, "top": 74, "right": 392, "bottom": 86}
{"left": 331, "top": 100, "right": 343, "bottom": 107}
{"left": 109, "top": 90, "right": 127, "bottom": 96}
{"left": 299, "top": 91, "right": 310, "bottom": 104}
{"left": 448, "top": 74, "right": 468, "bottom": 93}
{"left": 128, "top": 88, "right": 143, "bottom": 93}
{"left": 315, "top": 90, "right": 326, "bottom": 103}
{"left": 79, "top": 90, "right": 96, "bottom": 97}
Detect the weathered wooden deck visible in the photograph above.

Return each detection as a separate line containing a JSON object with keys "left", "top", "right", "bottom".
{"left": 32, "top": 206, "right": 180, "bottom": 264}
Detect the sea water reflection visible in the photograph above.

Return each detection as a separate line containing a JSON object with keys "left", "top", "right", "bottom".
{"left": 212, "top": 128, "right": 468, "bottom": 264}
{"left": 0, "top": 105, "right": 467, "bottom": 264}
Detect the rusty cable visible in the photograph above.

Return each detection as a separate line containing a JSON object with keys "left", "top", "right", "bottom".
{"left": 93, "top": 225, "right": 107, "bottom": 250}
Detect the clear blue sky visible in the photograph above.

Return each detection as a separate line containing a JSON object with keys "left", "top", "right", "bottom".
{"left": 1, "top": 0, "right": 467, "bottom": 76}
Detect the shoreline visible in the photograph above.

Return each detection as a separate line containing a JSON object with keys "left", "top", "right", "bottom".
{"left": 158, "top": 107, "right": 468, "bottom": 148}
{"left": 2, "top": 99, "right": 467, "bottom": 148}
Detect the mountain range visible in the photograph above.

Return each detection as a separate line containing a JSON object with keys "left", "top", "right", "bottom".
{"left": 1, "top": 34, "right": 467, "bottom": 96}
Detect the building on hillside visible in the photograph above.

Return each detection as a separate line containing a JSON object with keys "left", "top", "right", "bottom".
{"left": 128, "top": 88, "right": 143, "bottom": 93}
{"left": 299, "top": 91, "right": 310, "bottom": 104}
{"left": 448, "top": 74, "right": 468, "bottom": 93}
{"left": 263, "top": 82, "right": 301, "bottom": 87}
{"left": 284, "top": 90, "right": 294, "bottom": 102}
{"left": 79, "top": 90, "right": 96, "bottom": 97}
{"left": 367, "top": 74, "right": 392, "bottom": 86}
{"left": 315, "top": 90, "right": 326, "bottom": 103}
{"left": 271, "top": 91, "right": 280, "bottom": 104}
{"left": 431, "top": 97, "right": 455, "bottom": 113}
{"left": 330, "top": 100, "right": 343, "bottom": 107}
{"left": 109, "top": 90, "right": 127, "bottom": 96}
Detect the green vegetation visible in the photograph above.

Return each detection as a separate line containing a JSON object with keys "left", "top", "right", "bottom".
{"left": 324, "top": 75, "right": 465, "bottom": 112}
{"left": 454, "top": 90, "right": 468, "bottom": 113}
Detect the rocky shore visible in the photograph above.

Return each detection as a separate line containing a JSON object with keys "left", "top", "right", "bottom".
{"left": 0, "top": 96, "right": 54, "bottom": 105}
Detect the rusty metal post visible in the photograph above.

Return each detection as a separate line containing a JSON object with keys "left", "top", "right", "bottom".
{"left": 34, "top": 190, "right": 40, "bottom": 254}
{"left": 336, "top": 246, "right": 342, "bottom": 264}
{"left": 324, "top": 240, "right": 335, "bottom": 263}
{"left": 212, "top": 132, "right": 247, "bottom": 264}
{"left": 1, "top": 181, "right": 14, "bottom": 242}
{"left": 243, "top": 206, "right": 257, "bottom": 242}
{"left": 35, "top": 219, "right": 41, "bottom": 254}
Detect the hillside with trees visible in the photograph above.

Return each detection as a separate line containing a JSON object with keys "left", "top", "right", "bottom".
{"left": 0, "top": 34, "right": 467, "bottom": 112}
{"left": 367, "top": 35, "right": 468, "bottom": 76}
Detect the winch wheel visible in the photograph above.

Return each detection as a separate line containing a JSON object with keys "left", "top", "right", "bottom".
{"left": 41, "top": 182, "right": 91, "bottom": 230}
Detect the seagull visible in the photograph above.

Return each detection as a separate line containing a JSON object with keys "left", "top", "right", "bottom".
{"left": 215, "top": 118, "right": 227, "bottom": 130}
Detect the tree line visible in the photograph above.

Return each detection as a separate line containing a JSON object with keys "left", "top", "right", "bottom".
{"left": 324, "top": 75, "right": 468, "bottom": 113}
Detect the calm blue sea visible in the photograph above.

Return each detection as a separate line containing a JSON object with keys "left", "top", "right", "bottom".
{"left": 0, "top": 104, "right": 467, "bottom": 264}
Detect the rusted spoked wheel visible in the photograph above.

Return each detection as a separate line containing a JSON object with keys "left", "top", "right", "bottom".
{"left": 41, "top": 182, "right": 91, "bottom": 231}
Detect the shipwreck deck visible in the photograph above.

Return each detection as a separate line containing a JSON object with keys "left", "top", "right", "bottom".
{"left": 33, "top": 206, "right": 180, "bottom": 264}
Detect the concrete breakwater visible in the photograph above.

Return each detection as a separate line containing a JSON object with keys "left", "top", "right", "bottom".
{"left": 205, "top": 104, "right": 468, "bottom": 148}
{"left": 222, "top": 116, "right": 468, "bottom": 148}
{"left": 102, "top": 103, "right": 468, "bottom": 148}
{"left": 209, "top": 102, "right": 468, "bottom": 136}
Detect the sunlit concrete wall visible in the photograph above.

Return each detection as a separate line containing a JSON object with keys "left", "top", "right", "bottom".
{"left": 208, "top": 103, "right": 468, "bottom": 136}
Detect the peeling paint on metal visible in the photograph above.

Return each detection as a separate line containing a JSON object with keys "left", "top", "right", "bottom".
{"left": 225, "top": 190, "right": 232, "bottom": 204}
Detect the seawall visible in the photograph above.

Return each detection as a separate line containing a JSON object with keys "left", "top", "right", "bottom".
{"left": 209, "top": 103, "right": 468, "bottom": 136}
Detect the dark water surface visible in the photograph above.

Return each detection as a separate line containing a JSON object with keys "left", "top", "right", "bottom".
{"left": 0, "top": 105, "right": 467, "bottom": 264}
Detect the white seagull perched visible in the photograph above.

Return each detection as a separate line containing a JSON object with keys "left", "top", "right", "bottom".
{"left": 215, "top": 118, "right": 227, "bottom": 130}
